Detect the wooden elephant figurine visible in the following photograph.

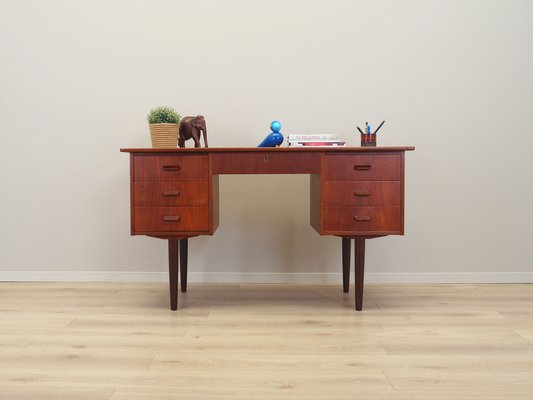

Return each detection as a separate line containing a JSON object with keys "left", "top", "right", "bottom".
{"left": 179, "top": 115, "right": 208, "bottom": 148}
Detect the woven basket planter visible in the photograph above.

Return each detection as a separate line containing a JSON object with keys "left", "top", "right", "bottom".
{"left": 149, "top": 123, "right": 179, "bottom": 148}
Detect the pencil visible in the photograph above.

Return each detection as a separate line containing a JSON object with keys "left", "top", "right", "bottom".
{"left": 374, "top": 120, "right": 386, "bottom": 134}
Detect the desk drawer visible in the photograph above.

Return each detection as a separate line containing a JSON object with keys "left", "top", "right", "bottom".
{"left": 324, "top": 206, "right": 401, "bottom": 233}
{"left": 134, "top": 155, "right": 208, "bottom": 181}
{"left": 324, "top": 154, "right": 401, "bottom": 181}
{"left": 134, "top": 182, "right": 209, "bottom": 206}
{"left": 134, "top": 206, "right": 210, "bottom": 232}
{"left": 212, "top": 151, "right": 321, "bottom": 174}
{"left": 325, "top": 181, "right": 401, "bottom": 206}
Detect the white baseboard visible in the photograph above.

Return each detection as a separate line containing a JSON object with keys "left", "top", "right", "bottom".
{"left": 1, "top": 271, "right": 533, "bottom": 284}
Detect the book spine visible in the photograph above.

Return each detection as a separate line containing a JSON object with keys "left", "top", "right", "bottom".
{"left": 288, "top": 139, "right": 345, "bottom": 143}
{"left": 301, "top": 142, "right": 346, "bottom": 146}
{"left": 287, "top": 134, "right": 339, "bottom": 140}
{"left": 289, "top": 141, "right": 346, "bottom": 147}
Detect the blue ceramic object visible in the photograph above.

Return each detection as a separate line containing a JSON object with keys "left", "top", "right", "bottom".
{"left": 258, "top": 120, "right": 284, "bottom": 147}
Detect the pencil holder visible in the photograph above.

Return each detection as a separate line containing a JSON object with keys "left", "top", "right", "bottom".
{"left": 360, "top": 133, "right": 376, "bottom": 147}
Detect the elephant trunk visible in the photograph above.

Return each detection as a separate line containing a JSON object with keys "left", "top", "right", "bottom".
{"left": 202, "top": 125, "right": 208, "bottom": 148}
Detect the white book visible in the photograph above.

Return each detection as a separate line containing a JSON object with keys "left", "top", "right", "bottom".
{"left": 287, "top": 134, "right": 339, "bottom": 140}
{"left": 288, "top": 140, "right": 346, "bottom": 147}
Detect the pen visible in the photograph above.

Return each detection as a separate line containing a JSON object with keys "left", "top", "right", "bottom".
{"left": 356, "top": 126, "right": 365, "bottom": 135}
{"left": 366, "top": 122, "right": 371, "bottom": 134}
{"left": 374, "top": 120, "right": 385, "bottom": 134}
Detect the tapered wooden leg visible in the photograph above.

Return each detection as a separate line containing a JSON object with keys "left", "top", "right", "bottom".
{"left": 354, "top": 238, "right": 366, "bottom": 311}
{"left": 180, "top": 238, "right": 188, "bottom": 293}
{"left": 342, "top": 237, "right": 351, "bottom": 293}
{"left": 168, "top": 239, "right": 179, "bottom": 310}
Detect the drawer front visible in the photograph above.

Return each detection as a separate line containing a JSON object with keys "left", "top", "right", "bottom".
{"left": 134, "top": 182, "right": 209, "bottom": 206}
{"left": 134, "top": 155, "right": 208, "bottom": 181}
{"left": 324, "top": 206, "right": 401, "bottom": 233}
{"left": 211, "top": 152, "right": 321, "bottom": 174}
{"left": 325, "top": 181, "right": 401, "bottom": 206}
{"left": 134, "top": 206, "right": 210, "bottom": 232}
{"left": 324, "top": 154, "right": 401, "bottom": 181}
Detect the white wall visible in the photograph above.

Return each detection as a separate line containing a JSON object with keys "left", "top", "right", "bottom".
{"left": 1, "top": 0, "right": 532, "bottom": 283}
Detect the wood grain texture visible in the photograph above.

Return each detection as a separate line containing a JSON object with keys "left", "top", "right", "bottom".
{"left": 211, "top": 151, "right": 321, "bottom": 174}
{"left": 134, "top": 181, "right": 209, "bottom": 206}
{"left": 324, "top": 206, "right": 402, "bottom": 234}
{"left": 354, "top": 238, "right": 366, "bottom": 310}
{"left": 168, "top": 239, "right": 178, "bottom": 310}
{"left": 0, "top": 282, "right": 532, "bottom": 399}
{"left": 324, "top": 154, "right": 402, "bottom": 181}
{"left": 311, "top": 151, "right": 405, "bottom": 237}
{"left": 134, "top": 206, "right": 210, "bottom": 233}
{"left": 134, "top": 155, "right": 208, "bottom": 181}
{"left": 325, "top": 181, "right": 401, "bottom": 206}
{"left": 179, "top": 238, "right": 188, "bottom": 293}
{"left": 309, "top": 174, "right": 322, "bottom": 233}
{"left": 121, "top": 147, "right": 416, "bottom": 153}
{"left": 342, "top": 237, "right": 351, "bottom": 293}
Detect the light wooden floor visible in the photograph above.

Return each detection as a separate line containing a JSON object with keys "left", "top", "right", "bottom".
{"left": 1, "top": 283, "right": 533, "bottom": 399}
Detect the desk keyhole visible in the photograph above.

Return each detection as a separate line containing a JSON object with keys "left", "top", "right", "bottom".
{"left": 263, "top": 156, "right": 269, "bottom": 162}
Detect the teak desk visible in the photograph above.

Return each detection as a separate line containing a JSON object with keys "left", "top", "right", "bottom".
{"left": 121, "top": 147, "right": 415, "bottom": 310}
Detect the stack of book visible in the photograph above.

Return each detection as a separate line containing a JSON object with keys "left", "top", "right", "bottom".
{"left": 287, "top": 134, "right": 346, "bottom": 147}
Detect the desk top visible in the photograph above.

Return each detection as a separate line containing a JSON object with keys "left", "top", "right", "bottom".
{"left": 121, "top": 146, "right": 415, "bottom": 153}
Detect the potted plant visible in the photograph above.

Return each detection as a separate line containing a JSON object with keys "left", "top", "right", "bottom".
{"left": 147, "top": 106, "right": 181, "bottom": 148}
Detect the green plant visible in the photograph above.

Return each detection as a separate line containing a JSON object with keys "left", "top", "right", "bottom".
{"left": 147, "top": 106, "right": 181, "bottom": 124}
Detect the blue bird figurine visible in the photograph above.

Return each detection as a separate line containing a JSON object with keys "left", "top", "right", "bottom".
{"left": 258, "top": 120, "right": 284, "bottom": 147}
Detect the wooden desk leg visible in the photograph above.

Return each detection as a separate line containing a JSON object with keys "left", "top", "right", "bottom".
{"left": 168, "top": 239, "right": 179, "bottom": 310}
{"left": 354, "top": 238, "right": 366, "bottom": 311}
{"left": 180, "top": 238, "right": 188, "bottom": 293}
{"left": 342, "top": 237, "right": 351, "bottom": 293}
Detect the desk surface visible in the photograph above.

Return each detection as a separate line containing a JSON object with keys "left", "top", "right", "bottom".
{"left": 121, "top": 146, "right": 415, "bottom": 153}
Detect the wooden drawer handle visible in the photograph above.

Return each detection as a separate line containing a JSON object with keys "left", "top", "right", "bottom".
{"left": 162, "top": 165, "right": 181, "bottom": 172}
{"left": 354, "top": 191, "right": 370, "bottom": 197}
{"left": 353, "top": 216, "right": 371, "bottom": 222}
{"left": 163, "top": 216, "right": 180, "bottom": 222}
{"left": 354, "top": 164, "right": 372, "bottom": 171}
{"left": 162, "top": 191, "right": 181, "bottom": 197}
